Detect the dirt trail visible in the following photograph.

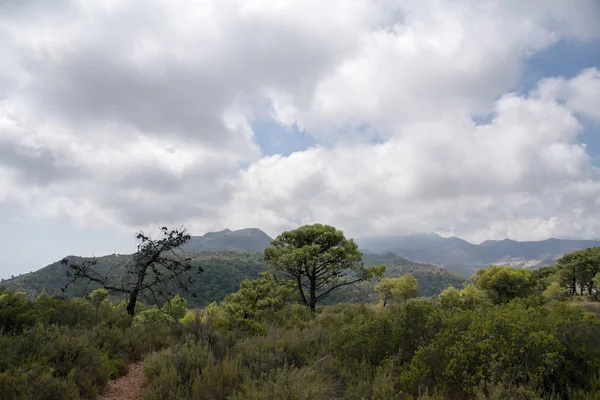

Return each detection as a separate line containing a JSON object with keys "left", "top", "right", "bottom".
{"left": 97, "top": 362, "right": 145, "bottom": 400}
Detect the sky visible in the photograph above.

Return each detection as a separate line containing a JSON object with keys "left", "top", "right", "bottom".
{"left": 1, "top": 0, "right": 600, "bottom": 277}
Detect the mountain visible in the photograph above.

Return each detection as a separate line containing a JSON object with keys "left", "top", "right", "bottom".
{"left": 356, "top": 233, "right": 600, "bottom": 276}
{"left": 182, "top": 228, "right": 273, "bottom": 252}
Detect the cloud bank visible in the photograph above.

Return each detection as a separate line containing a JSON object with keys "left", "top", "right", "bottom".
{"left": 1, "top": 0, "right": 600, "bottom": 243}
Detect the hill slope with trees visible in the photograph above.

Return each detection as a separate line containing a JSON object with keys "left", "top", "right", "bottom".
{"left": 2, "top": 252, "right": 466, "bottom": 308}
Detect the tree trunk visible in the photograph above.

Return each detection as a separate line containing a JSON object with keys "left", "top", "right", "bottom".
{"left": 126, "top": 288, "right": 139, "bottom": 316}
{"left": 297, "top": 278, "right": 308, "bottom": 307}
{"left": 309, "top": 276, "right": 316, "bottom": 312}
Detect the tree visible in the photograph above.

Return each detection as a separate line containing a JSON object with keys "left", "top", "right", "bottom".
{"left": 543, "top": 281, "right": 567, "bottom": 302}
{"left": 375, "top": 274, "right": 420, "bottom": 307}
{"left": 161, "top": 294, "right": 188, "bottom": 320}
{"left": 222, "top": 272, "right": 295, "bottom": 319}
{"left": 439, "top": 285, "right": 461, "bottom": 308}
{"left": 264, "top": 224, "right": 385, "bottom": 312}
{"left": 62, "top": 226, "right": 202, "bottom": 316}
{"left": 459, "top": 284, "right": 489, "bottom": 308}
{"left": 531, "top": 265, "right": 559, "bottom": 292}
{"left": 556, "top": 247, "right": 600, "bottom": 296}
{"left": 473, "top": 266, "right": 535, "bottom": 304}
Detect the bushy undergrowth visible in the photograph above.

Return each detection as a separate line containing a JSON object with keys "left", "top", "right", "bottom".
{"left": 140, "top": 292, "right": 600, "bottom": 400}
{"left": 0, "top": 288, "right": 177, "bottom": 399}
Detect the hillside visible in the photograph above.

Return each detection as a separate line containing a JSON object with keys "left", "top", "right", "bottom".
{"left": 1, "top": 251, "right": 465, "bottom": 306}
{"left": 356, "top": 233, "right": 600, "bottom": 276}
{"left": 1, "top": 251, "right": 265, "bottom": 307}
{"left": 324, "top": 253, "right": 468, "bottom": 304}
{"left": 182, "top": 228, "right": 273, "bottom": 252}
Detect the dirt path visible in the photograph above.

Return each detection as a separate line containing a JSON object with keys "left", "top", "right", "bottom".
{"left": 97, "top": 362, "right": 145, "bottom": 400}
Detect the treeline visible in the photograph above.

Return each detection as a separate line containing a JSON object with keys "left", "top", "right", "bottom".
{"left": 2, "top": 253, "right": 466, "bottom": 308}
{"left": 2, "top": 251, "right": 266, "bottom": 307}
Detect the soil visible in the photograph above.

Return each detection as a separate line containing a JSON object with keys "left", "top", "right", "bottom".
{"left": 97, "top": 362, "right": 145, "bottom": 400}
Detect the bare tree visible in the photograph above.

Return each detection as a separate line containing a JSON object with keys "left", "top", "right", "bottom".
{"left": 61, "top": 226, "right": 202, "bottom": 316}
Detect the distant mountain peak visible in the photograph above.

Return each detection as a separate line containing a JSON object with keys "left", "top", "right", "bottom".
{"left": 231, "top": 228, "right": 271, "bottom": 237}
{"left": 183, "top": 227, "right": 273, "bottom": 253}
{"left": 204, "top": 228, "right": 232, "bottom": 238}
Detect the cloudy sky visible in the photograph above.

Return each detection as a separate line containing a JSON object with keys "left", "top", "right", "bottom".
{"left": 1, "top": 0, "right": 600, "bottom": 276}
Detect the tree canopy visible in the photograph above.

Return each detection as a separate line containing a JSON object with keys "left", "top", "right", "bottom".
{"left": 556, "top": 247, "right": 600, "bottom": 296}
{"left": 375, "top": 274, "right": 420, "bottom": 306}
{"left": 264, "top": 223, "right": 385, "bottom": 311}
{"left": 473, "top": 265, "right": 536, "bottom": 304}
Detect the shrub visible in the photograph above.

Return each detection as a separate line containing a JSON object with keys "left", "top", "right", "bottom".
{"left": 143, "top": 339, "right": 246, "bottom": 400}
{"left": 0, "top": 365, "right": 79, "bottom": 400}
{"left": 230, "top": 364, "right": 334, "bottom": 400}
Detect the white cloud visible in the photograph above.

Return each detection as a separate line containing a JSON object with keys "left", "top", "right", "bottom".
{"left": 227, "top": 80, "right": 600, "bottom": 241}
{"left": 537, "top": 68, "right": 600, "bottom": 121}
{"left": 0, "top": 0, "right": 599, "bottom": 243}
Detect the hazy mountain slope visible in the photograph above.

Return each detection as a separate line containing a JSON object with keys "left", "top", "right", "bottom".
{"left": 1, "top": 251, "right": 464, "bottom": 306}
{"left": 356, "top": 234, "right": 600, "bottom": 276}
{"left": 182, "top": 228, "right": 273, "bottom": 252}
{"left": 1, "top": 251, "right": 266, "bottom": 307}
{"left": 323, "top": 253, "right": 469, "bottom": 304}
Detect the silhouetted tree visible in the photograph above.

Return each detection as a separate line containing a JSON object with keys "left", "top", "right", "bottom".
{"left": 62, "top": 226, "right": 202, "bottom": 316}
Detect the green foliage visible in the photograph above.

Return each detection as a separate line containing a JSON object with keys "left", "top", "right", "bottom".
{"left": 324, "top": 253, "right": 468, "bottom": 304}
{"left": 375, "top": 274, "right": 420, "bottom": 306}
{"left": 264, "top": 223, "right": 385, "bottom": 311}
{"left": 234, "top": 326, "right": 326, "bottom": 378}
{"left": 556, "top": 247, "right": 600, "bottom": 296}
{"left": 161, "top": 295, "right": 188, "bottom": 320}
{"left": 473, "top": 265, "right": 536, "bottom": 304}
{"left": 2, "top": 251, "right": 266, "bottom": 308}
{"left": 3, "top": 251, "right": 467, "bottom": 309}
{"left": 543, "top": 281, "right": 567, "bottom": 302}
{"left": 532, "top": 265, "right": 560, "bottom": 291}
{"left": 0, "top": 365, "right": 80, "bottom": 400}
{"left": 221, "top": 272, "right": 295, "bottom": 320}
{"left": 439, "top": 285, "right": 461, "bottom": 308}
{"left": 8, "top": 245, "right": 600, "bottom": 400}
{"left": 0, "top": 289, "right": 171, "bottom": 399}
{"left": 459, "top": 284, "right": 491, "bottom": 308}
{"left": 142, "top": 340, "right": 246, "bottom": 400}
{"left": 230, "top": 364, "right": 334, "bottom": 400}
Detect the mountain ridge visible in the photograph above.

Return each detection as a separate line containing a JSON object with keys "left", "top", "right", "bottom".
{"left": 355, "top": 232, "right": 600, "bottom": 276}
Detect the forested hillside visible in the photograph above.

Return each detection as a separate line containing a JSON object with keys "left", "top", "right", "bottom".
{"left": 1, "top": 251, "right": 465, "bottom": 307}
{"left": 1, "top": 251, "right": 265, "bottom": 307}
{"left": 325, "top": 253, "right": 468, "bottom": 304}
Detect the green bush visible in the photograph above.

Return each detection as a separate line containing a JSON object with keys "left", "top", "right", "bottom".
{"left": 234, "top": 327, "right": 325, "bottom": 378}
{"left": 230, "top": 364, "right": 334, "bottom": 400}
{"left": 0, "top": 365, "right": 79, "bottom": 400}
{"left": 143, "top": 339, "right": 246, "bottom": 400}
